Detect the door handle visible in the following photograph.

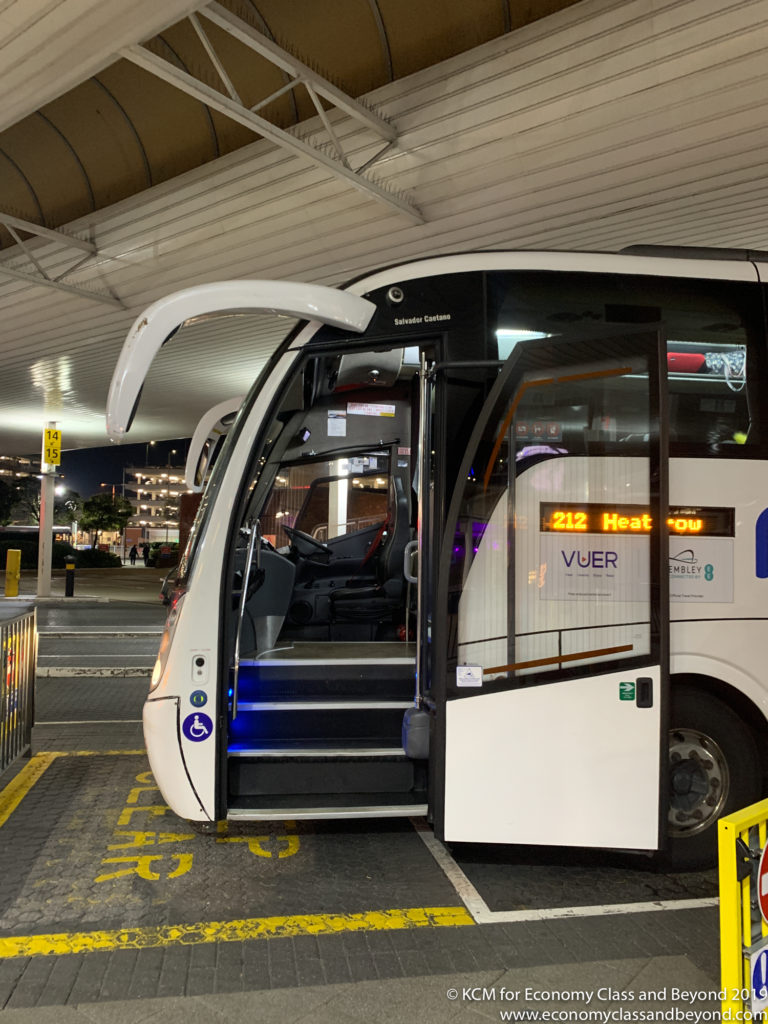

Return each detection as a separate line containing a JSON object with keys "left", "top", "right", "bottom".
{"left": 636, "top": 676, "right": 653, "bottom": 708}
{"left": 403, "top": 539, "right": 418, "bottom": 583}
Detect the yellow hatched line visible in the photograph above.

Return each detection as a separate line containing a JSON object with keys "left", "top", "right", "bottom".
{"left": 0, "top": 750, "right": 146, "bottom": 829}
{"left": 0, "top": 753, "right": 60, "bottom": 829}
{"left": 36, "top": 750, "right": 146, "bottom": 757}
{"left": 0, "top": 906, "right": 475, "bottom": 958}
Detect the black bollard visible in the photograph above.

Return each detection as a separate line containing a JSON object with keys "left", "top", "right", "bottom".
{"left": 65, "top": 561, "right": 75, "bottom": 597}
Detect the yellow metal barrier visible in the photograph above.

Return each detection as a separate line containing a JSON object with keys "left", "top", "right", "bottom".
{"left": 4, "top": 549, "right": 20, "bottom": 598}
{"left": 719, "top": 797, "right": 768, "bottom": 1019}
{"left": 0, "top": 606, "right": 36, "bottom": 773}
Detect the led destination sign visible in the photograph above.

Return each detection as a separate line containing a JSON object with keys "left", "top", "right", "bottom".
{"left": 540, "top": 503, "right": 734, "bottom": 537}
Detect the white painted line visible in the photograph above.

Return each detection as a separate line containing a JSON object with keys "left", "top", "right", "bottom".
{"left": 412, "top": 820, "right": 719, "bottom": 924}
{"left": 412, "top": 819, "right": 493, "bottom": 920}
{"left": 36, "top": 720, "right": 143, "bottom": 725}
{"left": 466, "top": 896, "right": 719, "bottom": 924}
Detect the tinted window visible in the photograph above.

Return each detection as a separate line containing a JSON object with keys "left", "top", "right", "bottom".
{"left": 487, "top": 272, "right": 765, "bottom": 455}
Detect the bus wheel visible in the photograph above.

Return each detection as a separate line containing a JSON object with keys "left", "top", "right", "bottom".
{"left": 662, "top": 686, "right": 760, "bottom": 871}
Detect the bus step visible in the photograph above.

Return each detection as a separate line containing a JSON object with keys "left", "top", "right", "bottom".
{"left": 229, "top": 742, "right": 406, "bottom": 757}
{"left": 227, "top": 792, "right": 428, "bottom": 820}
{"left": 228, "top": 755, "right": 424, "bottom": 797}
{"left": 234, "top": 667, "right": 415, "bottom": 702}
{"left": 240, "top": 641, "right": 414, "bottom": 668}
{"left": 227, "top": 706, "right": 405, "bottom": 744}
{"left": 235, "top": 700, "right": 413, "bottom": 711}
{"left": 236, "top": 643, "right": 415, "bottom": 701}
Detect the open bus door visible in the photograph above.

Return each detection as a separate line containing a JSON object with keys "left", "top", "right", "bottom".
{"left": 185, "top": 396, "right": 244, "bottom": 492}
{"left": 432, "top": 330, "right": 669, "bottom": 851}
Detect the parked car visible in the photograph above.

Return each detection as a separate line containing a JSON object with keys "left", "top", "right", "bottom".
{"left": 146, "top": 542, "right": 179, "bottom": 568}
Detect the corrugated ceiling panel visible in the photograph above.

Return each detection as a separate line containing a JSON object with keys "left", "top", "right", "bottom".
{"left": 40, "top": 81, "right": 155, "bottom": 208}
{"left": 378, "top": 0, "right": 507, "bottom": 78}
{"left": 253, "top": 0, "right": 390, "bottom": 95}
{"left": 0, "top": 0, "right": 203, "bottom": 132}
{"left": 1, "top": 0, "right": 768, "bottom": 452}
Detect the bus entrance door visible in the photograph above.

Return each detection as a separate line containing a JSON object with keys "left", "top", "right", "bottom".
{"left": 438, "top": 330, "right": 669, "bottom": 851}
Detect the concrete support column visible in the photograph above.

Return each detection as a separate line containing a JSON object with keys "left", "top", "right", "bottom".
{"left": 37, "top": 472, "right": 54, "bottom": 598}
{"left": 37, "top": 420, "right": 60, "bottom": 599}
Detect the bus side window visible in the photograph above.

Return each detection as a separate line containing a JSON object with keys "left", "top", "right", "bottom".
{"left": 487, "top": 271, "right": 765, "bottom": 456}
{"left": 666, "top": 340, "right": 751, "bottom": 448}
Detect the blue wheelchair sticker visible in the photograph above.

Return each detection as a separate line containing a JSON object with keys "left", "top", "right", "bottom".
{"left": 182, "top": 712, "right": 213, "bottom": 742}
{"left": 753, "top": 947, "right": 768, "bottom": 1006}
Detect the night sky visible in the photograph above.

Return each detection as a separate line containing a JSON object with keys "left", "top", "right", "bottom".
{"left": 59, "top": 439, "right": 190, "bottom": 500}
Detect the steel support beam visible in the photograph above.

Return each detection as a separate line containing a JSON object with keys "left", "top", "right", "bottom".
{"left": 121, "top": 12, "right": 422, "bottom": 223}
{"left": 0, "top": 214, "right": 96, "bottom": 254}
{"left": 0, "top": 213, "right": 124, "bottom": 308}
{"left": 0, "top": 262, "right": 125, "bottom": 309}
{"left": 203, "top": 2, "right": 396, "bottom": 141}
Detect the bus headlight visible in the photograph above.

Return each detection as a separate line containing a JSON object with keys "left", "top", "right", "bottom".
{"left": 149, "top": 592, "right": 185, "bottom": 692}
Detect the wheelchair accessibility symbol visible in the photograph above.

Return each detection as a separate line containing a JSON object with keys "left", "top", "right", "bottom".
{"left": 182, "top": 712, "right": 213, "bottom": 742}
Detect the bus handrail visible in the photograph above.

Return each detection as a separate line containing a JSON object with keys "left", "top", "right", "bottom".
{"left": 231, "top": 518, "right": 261, "bottom": 721}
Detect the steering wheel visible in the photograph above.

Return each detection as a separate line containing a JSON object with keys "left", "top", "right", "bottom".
{"left": 282, "top": 526, "right": 329, "bottom": 558}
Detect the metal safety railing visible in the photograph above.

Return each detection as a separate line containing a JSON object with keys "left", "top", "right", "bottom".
{"left": 0, "top": 607, "right": 36, "bottom": 774}
{"left": 719, "top": 797, "right": 768, "bottom": 1020}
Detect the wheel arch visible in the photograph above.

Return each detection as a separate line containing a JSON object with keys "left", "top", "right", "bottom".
{"left": 670, "top": 671, "right": 768, "bottom": 789}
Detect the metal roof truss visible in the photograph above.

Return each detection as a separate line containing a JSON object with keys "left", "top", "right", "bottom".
{"left": 0, "top": 214, "right": 124, "bottom": 309}
{"left": 122, "top": 2, "right": 423, "bottom": 223}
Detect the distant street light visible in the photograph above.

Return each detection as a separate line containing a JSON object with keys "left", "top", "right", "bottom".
{"left": 100, "top": 480, "right": 125, "bottom": 497}
{"left": 145, "top": 440, "right": 156, "bottom": 465}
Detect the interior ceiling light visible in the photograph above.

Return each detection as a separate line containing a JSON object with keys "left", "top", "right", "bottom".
{"left": 496, "top": 328, "right": 552, "bottom": 360}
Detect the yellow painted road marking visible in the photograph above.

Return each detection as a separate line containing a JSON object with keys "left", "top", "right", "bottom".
{"left": 37, "top": 750, "right": 146, "bottom": 757}
{"left": 0, "top": 754, "right": 474, "bottom": 958}
{"left": 0, "top": 753, "right": 62, "bottom": 828}
{"left": 216, "top": 817, "right": 301, "bottom": 858}
{"left": 0, "top": 906, "right": 474, "bottom": 958}
{"left": 0, "top": 750, "right": 146, "bottom": 829}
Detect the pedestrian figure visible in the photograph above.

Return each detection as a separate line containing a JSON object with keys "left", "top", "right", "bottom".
{"left": 142, "top": 542, "right": 150, "bottom": 566}
{"left": 129, "top": 545, "right": 138, "bottom": 565}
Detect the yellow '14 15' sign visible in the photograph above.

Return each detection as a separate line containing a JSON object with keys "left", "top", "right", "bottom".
{"left": 43, "top": 427, "right": 61, "bottom": 467}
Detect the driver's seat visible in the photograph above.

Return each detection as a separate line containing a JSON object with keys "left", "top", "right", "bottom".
{"left": 329, "top": 475, "right": 410, "bottom": 624}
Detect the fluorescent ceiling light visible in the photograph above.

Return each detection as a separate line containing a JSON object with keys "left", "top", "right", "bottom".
{"left": 496, "top": 328, "right": 551, "bottom": 360}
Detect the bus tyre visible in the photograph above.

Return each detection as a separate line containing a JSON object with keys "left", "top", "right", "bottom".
{"left": 663, "top": 686, "right": 760, "bottom": 871}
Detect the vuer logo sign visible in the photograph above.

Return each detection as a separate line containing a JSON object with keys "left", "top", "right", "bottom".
{"left": 561, "top": 550, "right": 618, "bottom": 568}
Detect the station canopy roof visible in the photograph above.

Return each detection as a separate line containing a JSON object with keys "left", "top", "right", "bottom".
{"left": 1, "top": 0, "right": 767, "bottom": 454}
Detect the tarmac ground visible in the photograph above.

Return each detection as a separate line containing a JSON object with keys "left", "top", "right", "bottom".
{"left": 0, "top": 568, "right": 728, "bottom": 1023}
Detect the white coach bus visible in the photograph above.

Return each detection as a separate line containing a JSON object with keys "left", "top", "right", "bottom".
{"left": 107, "top": 247, "right": 768, "bottom": 869}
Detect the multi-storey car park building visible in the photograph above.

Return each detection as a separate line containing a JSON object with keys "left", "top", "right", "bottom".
{"left": 123, "top": 464, "right": 187, "bottom": 544}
